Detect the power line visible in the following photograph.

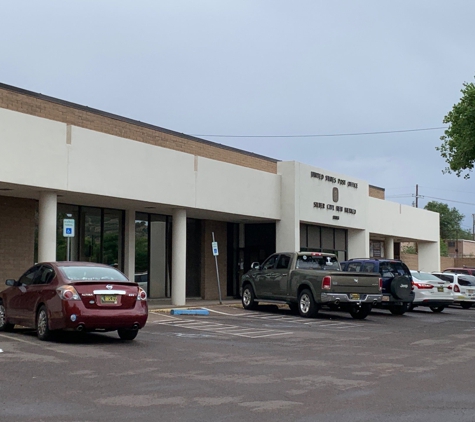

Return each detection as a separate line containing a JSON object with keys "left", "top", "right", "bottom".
{"left": 191, "top": 126, "right": 447, "bottom": 138}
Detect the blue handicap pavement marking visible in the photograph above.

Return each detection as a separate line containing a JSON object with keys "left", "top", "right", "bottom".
{"left": 170, "top": 309, "right": 210, "bottom": 316}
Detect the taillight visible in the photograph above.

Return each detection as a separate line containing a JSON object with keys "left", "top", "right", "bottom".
{"left": 447, "top": 285, "right": 453, "bottom": 290}
{"left": 454, "top": 285, "right": 460, "bottom": 293}
{"left": 413, "top": 282, "right": 434, "bottom": 290}
{"left": 379, "top": 278, "right": 383, "bottom": 291}
{"left": 137, "top": 287, "right": 147, "bottom": 301}
{"left": 57, "top": 285, "right": 80, "bottom": 301}
{"left": 322, "top": 276, "right": 331, "bottom": 290}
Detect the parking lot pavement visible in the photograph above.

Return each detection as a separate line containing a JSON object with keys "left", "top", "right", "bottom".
{"left": 3, "top": 304, "right": 475, "bottom": 421}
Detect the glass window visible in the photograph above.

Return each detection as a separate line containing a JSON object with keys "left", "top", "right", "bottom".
{"left": 347, "top": 262, "right": 361, "bottom": 272}
{"left": 18, "top": 266, "right": 40, "bottom": 286}
{"left": 458, "top": 275, "right": 475, "bottom": 286}
{"left": 296, "top": 254, "right": 340, "bottom": 271}
{"left": 262, "top": 255, "right": 278, "bottom": 270}
{"left": 276, "top": 254, "right": 291, "bottom": 269}
{"left": 59, "top": 266, "right": 128, "bottom": 282}
{"left": 34, "top": 266, "right": 55, "bottom": 285}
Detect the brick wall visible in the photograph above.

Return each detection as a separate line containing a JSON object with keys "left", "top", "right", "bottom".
{"left": 0, "top": 84, "right": 277, "bottom": 174}
{"left": 369, "top": 185, "right": 385, "bottom": 199}
{"left": 201, "top": 220, "right": 228, "bottom": 300}
{"left": 400, "top": 253, "right": 418, "bottom": 270}
{"left": 0, "top": 196, "right": 36, "bottom": 291}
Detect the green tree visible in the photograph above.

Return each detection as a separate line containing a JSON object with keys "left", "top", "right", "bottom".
{"left": 424, "top": 201, "right": 464, "bottom": 239}
{"left": 438, "top": 78, "right": 475, "bottom": 178}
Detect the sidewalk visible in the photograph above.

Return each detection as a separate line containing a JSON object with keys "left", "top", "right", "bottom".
{"left": 147, "top": 297, "right": 242, "bottom": 311}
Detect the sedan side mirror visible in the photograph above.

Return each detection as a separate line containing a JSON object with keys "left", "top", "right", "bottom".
{"left": 251, "top": 262, "right": 260, "bottom": 270}
{"left": 5, "top": 279, "right": 18, "bottom": 287}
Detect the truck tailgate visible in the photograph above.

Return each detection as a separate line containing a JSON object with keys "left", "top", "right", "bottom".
{"left": 327, "top": 271, "right": 381, "bottom": 293}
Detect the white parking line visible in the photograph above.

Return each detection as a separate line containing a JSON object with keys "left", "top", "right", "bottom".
{"left": 155, "top": 318, "right": 293, "bottom": 339}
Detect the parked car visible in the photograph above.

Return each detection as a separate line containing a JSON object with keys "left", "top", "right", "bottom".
{"left": 443, "top": 267, "right": 475, "bottom": 275}
{"left": 241, "top": 252, "right": 382, "bottom": 319}
{"left": 0, "top": 262, "right": 148, "bottom": 341}
{"left": 341, "top": 258, "right": 414, "bottom": 315}
{"left": 410, "top": 271, "right": 453, "bottom": 312}
{"left": 432, "top": 272, "right": 475, "bottom": 309}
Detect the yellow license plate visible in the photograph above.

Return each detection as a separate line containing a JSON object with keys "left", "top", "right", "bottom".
{"left": 350, "top": 293, "right": 360, "bottom": 300}
{"left": 437, "top": 287, "right": 444, "bottom": 292}
{"left": 101, "top": 295, "right": 117, "bottom": 304}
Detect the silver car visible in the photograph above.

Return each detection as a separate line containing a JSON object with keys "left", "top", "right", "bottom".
{"left": 432, "top": 272, "right": 475, "bottom": 309}
{"left": 410, "top": 271, "right": 453, "bottom": 312}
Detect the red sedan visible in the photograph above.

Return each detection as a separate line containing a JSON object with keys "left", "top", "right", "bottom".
{"left": 0, "top": 262, "right": 148, "bottom": 341}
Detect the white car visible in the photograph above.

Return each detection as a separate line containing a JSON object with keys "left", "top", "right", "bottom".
{"left": 432, "top": 272, "right": 475, "bottom": 309}
{"left": 410, "top": 271, "right": 453, "bottom": 312}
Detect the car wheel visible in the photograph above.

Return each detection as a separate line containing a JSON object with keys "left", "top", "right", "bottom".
{"left": 0, "top": 302, "right": 14, "bottom": 332}
{"left": 460, "top": 302, "right": 472, "bottom": 309}
{"left": 242, "top": 284, "right": 257, "bottom": 310}
{"left": 389, "top": 303, "right": 409, "bottom": 315}
{"left": 36, "top": 306, "right": 52, "bottom": 341}
{"left": 118, "top": 328, "right": 139, "bottom": 341}
{"left": 429, "top": 306, "right": 445, "bottom": 313}
{"left": 408, "top": 304, "right": 415, "bottom": 312}
{"left": 298, "top": 289, "right": 318, "bottom": 318}
{"left": 349, "top": 304, "right": 372, "bottom": 320}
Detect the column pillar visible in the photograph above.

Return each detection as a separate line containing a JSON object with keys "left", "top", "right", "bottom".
{"left": 38, "top": 192, "right": 57, "bottom": 262}
{"left": 124, "top": 210, "right": 136, "bottom": 281}
{"left": 172, "top": 209, "right": 187, "bottom": 306}
{"left": 385, "top": 237, "right": 394, "bottom": 259}
{"left": 418, "top": 241, "right": 440, "bottom": 272}
{"left": 347, "top": 229, "right": 370, "bottom": 259}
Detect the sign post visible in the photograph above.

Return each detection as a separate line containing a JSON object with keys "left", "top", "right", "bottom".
{"left": 211, "top": 232, "right": 222, "bottom": 304}
{"left": 63, "top": 219, "right": 75, "bottom": 261}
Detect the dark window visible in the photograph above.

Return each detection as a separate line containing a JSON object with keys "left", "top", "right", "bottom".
{"left": 276, "top": 254, "right": 291, "bottom": 270}
{"left": 18, "top": 266, "right": 40, "bottom": 286}
{"left": 262, "top": 255, "right": 278, "bottom": 270}
{"left": 458, "top": 276, "right": 475, "bottom": 286}
{"left": 347, "top": 262, "right": 361, "bottom": 272}
{"left": 34, "top": 266, "right": 55, "bottom": 285}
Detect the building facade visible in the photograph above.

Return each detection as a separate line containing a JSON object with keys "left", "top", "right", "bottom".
{"left": 0, "top": 83, "right": 441, "bottom": 303}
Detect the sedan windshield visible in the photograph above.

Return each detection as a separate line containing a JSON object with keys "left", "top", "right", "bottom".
{"left": 59, "top": 266, "right": 129, "bottom": 282}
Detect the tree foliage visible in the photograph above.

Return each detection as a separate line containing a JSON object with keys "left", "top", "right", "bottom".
{"left": 424, "top": 201, "right": 465, "bottom": 239}
{"left": 438, "top": 78, "right": 475, "bottom": 178}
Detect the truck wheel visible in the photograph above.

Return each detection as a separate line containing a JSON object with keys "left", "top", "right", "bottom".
{"left": 460, "top": 302, "right": 472, "bottom": 309}
{"left": 349, "top": 304, "right": 372, "bottom": 320}
{"left": 298, "top": 289, "right": 317, "bottom": 318}
{"left": 389, "top": 303, "right": 409, "bottom": 315}
{"left": 242, "top": 285, "right": 257, "bottom": 310}
{"left": 429, "top": 306, "right": 445, "bottom": 313}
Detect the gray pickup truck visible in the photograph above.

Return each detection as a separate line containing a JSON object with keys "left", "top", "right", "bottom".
{"left": 241, "top": 252, "right": 382, "bottom": 319}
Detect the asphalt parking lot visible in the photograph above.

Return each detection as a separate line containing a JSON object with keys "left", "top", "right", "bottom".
{"left": 2, "top": 304, "right": 475, "bottom": 422}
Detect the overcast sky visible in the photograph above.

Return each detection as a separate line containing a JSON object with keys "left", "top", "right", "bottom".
{"left": 1, "top": 1, "right": 475, "bottom": 232}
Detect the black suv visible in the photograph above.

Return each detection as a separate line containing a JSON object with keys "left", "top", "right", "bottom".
{"left": 341, "top": 258, "right": 414, "bottom": 315}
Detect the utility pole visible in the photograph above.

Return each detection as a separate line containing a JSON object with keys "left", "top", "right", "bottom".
{"left": 415, "top": 184, "right": 418, "bottom": 208}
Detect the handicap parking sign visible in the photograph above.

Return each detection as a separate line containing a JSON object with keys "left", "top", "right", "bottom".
{"left": 63, "top": 219, "right": 75, "bottom": 237}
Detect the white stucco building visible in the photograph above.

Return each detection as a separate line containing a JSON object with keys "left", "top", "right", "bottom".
{"left": 0, "top": 83, "right": 440, "bottom": 304}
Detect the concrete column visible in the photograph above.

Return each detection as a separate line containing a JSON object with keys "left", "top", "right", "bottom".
{"left": 276, "top": 162, "right": 300, "bottom": 252}
{"left": 347, "top": 229, "right": 369, "bottom": 259}
{"left": 38, "top": 192, "right": 57, "bottom": 262}
{"left": 385, "top": 237, "right": 394, "bottom": 259}
{"left": 124, "top": 210, "right": 136, "bottom": 281}
{"left": 418, "top": 241, "right": 440, "bottom": 272}
{"left": 172, "top": 209, "right": 187, "bottom": 306}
